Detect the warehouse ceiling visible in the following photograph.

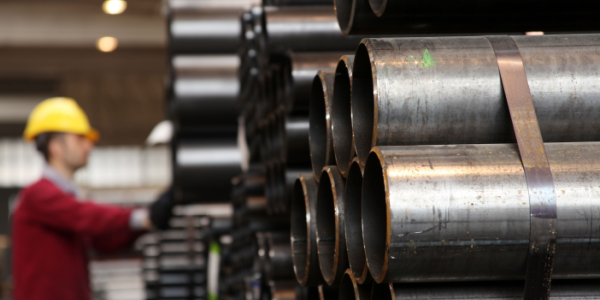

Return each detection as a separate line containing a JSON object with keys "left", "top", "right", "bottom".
{"left": 0, "top": 0, "right": 167, "bottom": 145}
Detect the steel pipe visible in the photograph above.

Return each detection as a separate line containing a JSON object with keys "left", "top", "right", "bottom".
{"left": 284, "top": 52, "right": 347, "bottom": 113}
{"left": 283, "top": 115, "right": 310, "bottom": 166}
{"left": 369, "top": 280, "right": 600, "bottom": 300}
{"left": 339, "top": 269, "right": 372, "bottom": 300}
{"left": 316, "top": 166, "right": 348, "bottom": 286}
{"left": 263, "top": 6, "right": 364, "bottom": 53}
{"left": 171, "top": 55, "right": 240, "bottom": 130}
{"left": 365, "top": 0, "right": 600, "bottom": 33}
{"left": 309, "top": 71, "right": 335, "bottom": 181}
{"left": 266, "top": 231, "right": 296, "bottom": 280}
{"left": 284, "top": 168, "right": 313, "bottom": 213}
{"left": 269, "top": 280, "right": 298, "bottom": 300}
{"left": 331, "top": 55, "right": 355, "bottom": 177}
{"left": 169, "top": 9, "right": 244, "bottom": 54}
{"left": 335, "top": 0, "right": 388, "bottom": 35}
{"left": 344, "top": 158, "right": 369, "bottom": 284}
{"left": 291, "top": 174, "right": 324, "bottom": 286}
{"left": 173, "top": 138, "right": 242, "bottom": 203}
{"left": 362, "top": 142, "right": 600, "bottom": 283}
{"left": 352, "top": 34, "right": 600, "bottom": 164}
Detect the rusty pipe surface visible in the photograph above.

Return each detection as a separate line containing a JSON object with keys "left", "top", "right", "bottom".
{"left": 344, "top": 158, "right": 369, "bottom": 284}
{"left": 352, "top": 34, "right": 600, "bottom": 164}
{"left": 369, "top": 280, "right": 600, "bottom": 300}
{"left": 309, "top": 71, "right": 336, "bottom": 181}
{"left": 339, "top": 269, "right": 372, "bottom": 300}
{"left": 316, "top": 166, "right": 348, "bottom": 286}
{"left": 284, "top": 52, "right": 347, "bottom": 114}
{"left": 331, "top": 55, "right": 355, "bottom": 177}
{"left": 363, "top": 0, "right": 600, "bottom": 33}
{"left": 291, "top": 174, "right": 325, "bottom": 286}
{"left": 362, "top": 142, "right": 600, "bottom": 283}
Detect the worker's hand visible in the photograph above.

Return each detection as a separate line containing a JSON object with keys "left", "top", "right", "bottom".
{"left": 149, "top": 188, "right": 174, "bottom": 230}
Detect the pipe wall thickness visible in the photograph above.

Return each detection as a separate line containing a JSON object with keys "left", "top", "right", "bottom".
{"left": 362, "top": 142, "right": 600, "bottom": 283}
{"left": 352, "top": 34, "right": 600, "bottom": 164}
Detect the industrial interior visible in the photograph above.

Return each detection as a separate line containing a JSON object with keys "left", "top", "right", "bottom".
{"left": 0, "top": 0, "right": 599, "bottom": 299}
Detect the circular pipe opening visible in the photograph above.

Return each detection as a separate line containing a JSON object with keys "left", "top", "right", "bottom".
{"left": 316, "top": 170, "right": 337, "bottom": 283}
{"left": 351, "top": 44, "right": 375, "bottom": 164}
{"left": 309, "top": 75, "right": 327, "bottom": 180}
{"left": 368, "top": 0, "right": 386, "bottom": 17}
{"left": 339, "top": 272, "right": 357, "bottom": 300}
{"left": 362, "top": 152, "right": 387, "bottom": 282}
{"left": 332, "top": 59, "right": 354, "bottom": 176}
{"left": 291, "top": 178, "right": 309, "bottom": 284}
{"left": 334, "top": 0, "right": 353, "bottom": 34}
{"left": 371, "top": 283, "right": 393, "bottom": 300}
{"left": 345, "top": 160, "right": 366, "bottom": 280}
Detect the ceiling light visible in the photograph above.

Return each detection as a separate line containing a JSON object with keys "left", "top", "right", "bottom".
{"left": 103, "top": 0, "right": 127, "bottom": 15}
{"left": 96, "top": 37, "right": 118, "bottom": 52}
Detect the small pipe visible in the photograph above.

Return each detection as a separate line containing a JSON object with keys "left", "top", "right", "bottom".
{"left": 316, "top": 166, "right": 348, "bottom": 286}
{"left": 344, "top": 158, "right": 369, "bottom": 284}
{"left": 331, "top": 55, "right": 356, "bottom": 177}
{"left": 309, "top": 70, "right": 336, "bottom": 181}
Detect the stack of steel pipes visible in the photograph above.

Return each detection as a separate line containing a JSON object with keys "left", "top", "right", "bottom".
{"left": 168, "top": 0, "right": 260, "bottom": 204}
{"left": 292, "top": 33, "right": 600, "bottom": 300}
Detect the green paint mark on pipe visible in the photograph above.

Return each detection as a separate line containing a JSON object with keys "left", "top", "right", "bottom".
{"left": 421, "top": 49, "right": 436, "bottom": 69}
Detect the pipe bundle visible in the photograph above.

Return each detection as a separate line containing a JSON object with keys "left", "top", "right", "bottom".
{"left": 291, "top": 33, "right": 600, "bottom": 300}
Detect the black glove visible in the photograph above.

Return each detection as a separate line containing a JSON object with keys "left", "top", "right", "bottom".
{"left": 150, "top": 188, "right": 174, "bottom": 230}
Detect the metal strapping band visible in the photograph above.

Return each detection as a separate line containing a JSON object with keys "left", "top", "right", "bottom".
{"left": 486, "top": 36, "right": 558, "bottom": 300}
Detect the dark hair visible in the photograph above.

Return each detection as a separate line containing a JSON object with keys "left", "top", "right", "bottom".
{"left": 35, "top": 132, "right": 63, "bottom": 161}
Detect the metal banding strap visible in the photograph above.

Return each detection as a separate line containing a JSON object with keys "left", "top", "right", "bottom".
{"left": 486, "top": 36, "right": 558, "bottom": 300}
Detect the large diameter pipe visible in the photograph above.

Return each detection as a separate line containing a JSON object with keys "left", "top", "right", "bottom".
{"left": 362, "top": 142, "right": 600, "bottom": 283}
{"left": 171, "top": 55, "right": 240, "bottom": 129}
{"left": 284, "top": 52, "right": 347, "bottom": 114}
{"left": 264, "top": 6, "right": 364, "bottom": 53}
{"left": 339, "top": 269, "right": 372, "bottom": 300}
{"left": 366, "top": 0, "right": 600, "bottom": 33}
{"left": 173, "top": 138, "right": 242, "bottom": 203}
{"left": 371, "top": 280, "right": 600, "bottom": 300}
{"left": 309, "top": 71, "right": 336, "bottom": 181}
{"left": 352, "top": 34, "right": 600, "bottom": 164}
{"left": 331, "top": 55, "right": 355, "bottom": 177}
{"left": 344, "top": 158, "right": 369, "bottom": 284}
{"left": 291, "top": 174, "right": 325, "bottom": 286}
{"left": 316, "top": 166, "right": 348, "bottom": 286}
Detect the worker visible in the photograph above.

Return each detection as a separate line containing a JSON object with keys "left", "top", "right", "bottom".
{"left": 11, "top": 97, "right": 174, "bottom": 300}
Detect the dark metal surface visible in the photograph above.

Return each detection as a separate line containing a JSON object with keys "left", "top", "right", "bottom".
{"left": 283, "top": 115, "right": 310, "bottom": 166}
{"left": 344, "top": 158, "right": 369, "bottom": 284}
{"left": 319, "top": 285, "right": 339, "bottom": 300}
{"left": 173, "top": 138, "right": 242, "bottom": 203}
{"left": 169, "top": 9, "right": 244, "bottom": 54}
{"left": 349, "top": 0, "right": 600, "bottom": 34}
{"left": 291, "top": 174, "right": 325, "bottom": 286}
{"left": 266, "top": 231, "right": 296, "bottom": 280}
{"left": 171, "top": 55, "right": 240, "bottom": 130}
{"left": 264, "top": 6, "right": 364, "bottom": 53}
{"left": 309, "top": 71, "right": 336, "bottom": 181}
{"left": 362, "top": 142, "right": 600, "bottom": 283}
{"left": 487, "top": 35, "right": 557, "bottom": 300}
{"left": 352, "top": 34, "right": 600, "bottom": 164}
{"left": 264, "top": 0, "right": 334, "bottom": 5}
{"left": 316, "top": 166, "right": 348, "bottom": 286}
{"left": 339, "top": 269, "right": 372, "bottom": 300}
{"left": 284, "top": 52, "right": 346, "bottom": 113}
{"left": 388, "top": 280, "right": 600, "bottom": 300}
{"left": 331, "top": 55, "right": 355, "bottom": 177}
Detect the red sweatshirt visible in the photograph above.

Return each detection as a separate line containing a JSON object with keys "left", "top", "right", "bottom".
{"left": 12, "top": 178, "right": 142, "bottom": 300}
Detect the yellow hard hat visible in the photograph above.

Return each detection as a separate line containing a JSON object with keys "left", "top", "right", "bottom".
{"left": 23, "top": 97, "right": 100, "bottom": 142}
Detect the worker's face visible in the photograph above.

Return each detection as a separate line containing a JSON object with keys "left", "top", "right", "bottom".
{"left": 49, "top": 133, "right": 94, "bottom": 171}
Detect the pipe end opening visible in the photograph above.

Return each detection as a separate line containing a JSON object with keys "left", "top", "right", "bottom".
{"left": 351, "top": 44, "right": 375, "bottom": 165}
{"left": 316, "top": 170, "right": 337, "bottom": 284}
{"left": 291, "top": 177, "right": 310, "bottom": 284}
{"left": 333, "top": 59, "right": 354, "bottom": 176}
{"left": 310, "top": 75, "right": 327, "bottom": 180}
{"left": 362, "top": 151, "right": 387, "bottom": 282}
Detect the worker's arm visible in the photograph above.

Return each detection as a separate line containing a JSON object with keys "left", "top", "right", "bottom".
{"left": 20, "top": 180, "right": 133, "bottom": 236}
